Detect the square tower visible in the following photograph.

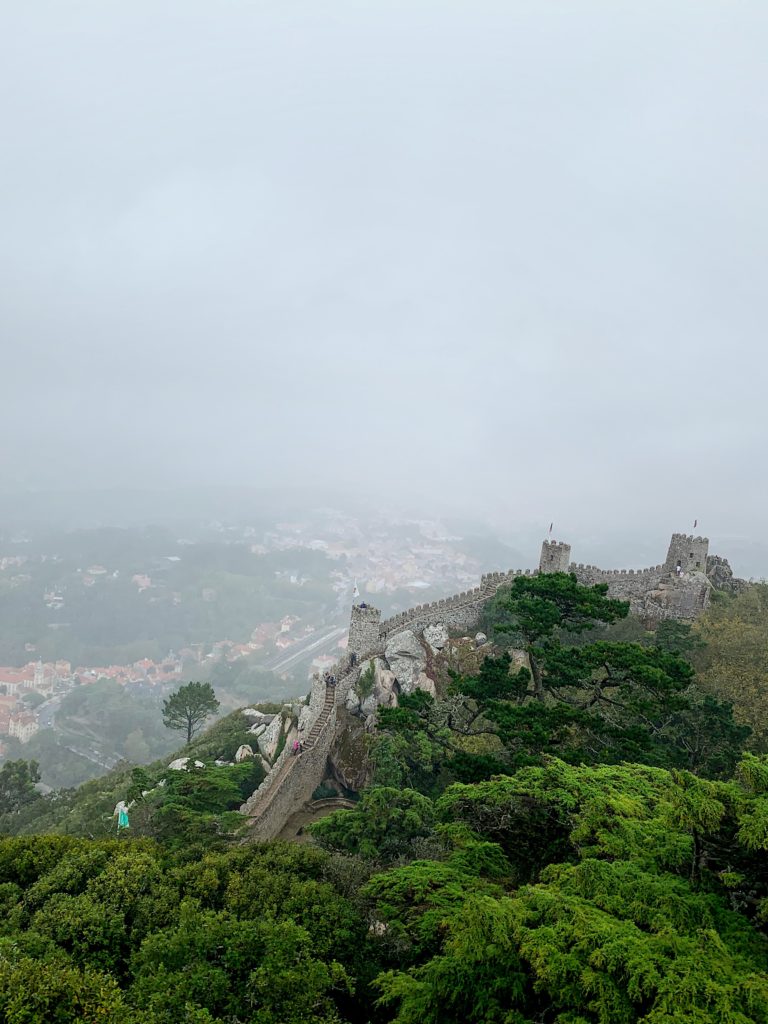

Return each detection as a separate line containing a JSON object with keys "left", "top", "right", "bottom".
{"left": 664, "top": 534, "right": 709, "bottom": 574}
{"left": 348, "top": 602, "right": 382, "bottom": 657}
{"left": 539, "top": 540, "right": 572, "bottom": 574}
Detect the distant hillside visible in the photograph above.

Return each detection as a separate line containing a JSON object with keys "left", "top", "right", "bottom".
{"left": 0, "top": 525, "right": 339, "bottom": 665}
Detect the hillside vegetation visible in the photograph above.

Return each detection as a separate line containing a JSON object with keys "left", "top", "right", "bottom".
{"left": 0, "top": 573, "right": 767, "bottom": 1023}
{"left": 693, "top": 583, "right": 768, "bottom": 750}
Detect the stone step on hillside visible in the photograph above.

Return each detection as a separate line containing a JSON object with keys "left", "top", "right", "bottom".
{"left": 307, "top": 696, "right": 333, "bottom": 735}
{"left": 304, "top": 688, "right": 335, "bottom": 747}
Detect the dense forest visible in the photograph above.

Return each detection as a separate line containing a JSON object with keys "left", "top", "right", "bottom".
{"left": 0, "top": 575, "right": 767, "bottom": 1022}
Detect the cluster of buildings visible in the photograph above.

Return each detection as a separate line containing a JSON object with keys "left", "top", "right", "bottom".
{"left": 0, "top": 661, "right": 69, "bottom": 744}
{"left": 0, "top": 654, "right": 186, "bottom": 747}
{"left": 0, "top": 513, "right": 494, "bottom": 751}
{"left": 263, "top": 515, "right": 481, "bottom": 596}
{"left": 0, "top": 611, "right": 324, "bottom": 745}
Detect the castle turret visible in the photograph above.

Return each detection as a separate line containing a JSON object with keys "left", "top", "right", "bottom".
{"left": 664, "top": 533, "right": 709, "bottom": 574}
{"left": 348, "top": 601, "right": 382, "bottom": 657}
{"left": 539, "top": 539, "right": 572, "bottom": 574}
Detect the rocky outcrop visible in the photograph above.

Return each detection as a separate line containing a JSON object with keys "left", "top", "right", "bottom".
{"left": 637, "top": 571, "right": 712, "bottom": 623}
{"left": 167, "top": 757, "right": 205, "bottom": 771}
{"left": 327, "top": 708, "right": 370, "bottom": 791}
{"left": 341, "top": 627, "right": 445, "bottom": 735}
{"left": 255, "top": 715, "right": 284, "bottom": 760}
{"left": 423, "top": 623, "right": 449, "bottom": 653}
{"left": 385, "top": 630, "right": 428, "bottom": 694}
{"left": 707, "top": 555, "right": 748, "bottom": 594}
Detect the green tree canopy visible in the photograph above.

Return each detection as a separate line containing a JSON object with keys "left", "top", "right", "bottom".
{"left": 162, "top": 682, "right": 220, "bottom": 744}
{"left": 0, "top": 759, "right": 41, "bottom": 816}
{"left": 693, "top": 583, "right": 768, "bottom": 750}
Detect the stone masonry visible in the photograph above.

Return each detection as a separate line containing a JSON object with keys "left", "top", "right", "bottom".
{"left": 243, "top": 530, "right": 744, "bottom": 841}
{"left": 350, "top": 531, "right": 745, "bottom": 662}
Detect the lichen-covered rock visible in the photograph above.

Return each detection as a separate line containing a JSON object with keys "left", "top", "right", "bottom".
{"left": 475, "top": 632, "right": 488, "bottom": 647}
{"left": 167, "top": 757, "right": 205, "bottom": 771}
{"left": 235, "top": 744, "right": 254, "bottom": 762}
{"left": 637, "top": 572, "right": 712, "bottom": 623}
{"left": 414, "top": 672, "right": 436, "bottom": 697}
{"left": 345, "top": 657, "right": 398, "bottom": 719}
{"left": 327, "top": 708, "right": 370, "bottom": 791}
{"left": 256, "top": 715, "right": 284, "bottom": 761}
{"left": 423, "top": 622, "right": 449, "bottom": 653}
{"left": 510, "top": 649, "right": 529, "bottom": 670}
{"left": 372, "top": 659, "right": 398, "bottom": 704}
{"left": 706, "top": 555, "right": 748, "bottom": 594}
{"left": 385, "top": 630, "right": 427, "bottom": 694}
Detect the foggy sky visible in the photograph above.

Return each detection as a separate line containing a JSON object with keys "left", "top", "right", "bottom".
{"left": 2, "top": 2, "right": 767, "bottom": 546}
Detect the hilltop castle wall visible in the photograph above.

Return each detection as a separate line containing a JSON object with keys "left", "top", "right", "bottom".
{"left": 242, "top": 652, "right": 369, "bottom": 842}
{"left": 348, "top": 533, "right": 726, "bottom": 661}
{"left": 244, "top": 531, "right": 736, "bottom": 841}
{"left": 372, "top": 569, "right": 540, "bottom": 643}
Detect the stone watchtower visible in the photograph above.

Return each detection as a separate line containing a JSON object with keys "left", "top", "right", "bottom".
{"left": 348, "top": 602, "right": 382, "bottom": 657}
{"left": 539, "top": 539, "right": 572, "bottom": 574}
{"left": 664, "top": 534, "right": 709, "bottom": 574}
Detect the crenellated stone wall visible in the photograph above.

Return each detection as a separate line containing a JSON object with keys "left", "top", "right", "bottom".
{"left": 376, "top": 569, "right": 538, "bottom": 644}
{"left": 241, "top": 654, "right": 364, "bottom": 842}
{"left": 539, "top": 540, "right": 572, "bottom": 573}
{"left": 348, "top": 604, "right": 383, "bottom": 656}
{"left": 243, "top": 530, "right": 743, "bottom": 841}
{"left": 346, "top": 532, "right": 742, "bottom": 661}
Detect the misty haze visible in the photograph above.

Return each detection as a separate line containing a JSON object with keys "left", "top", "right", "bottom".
{"left": 1, "top": 5, "right": 767, "bottom": 1023}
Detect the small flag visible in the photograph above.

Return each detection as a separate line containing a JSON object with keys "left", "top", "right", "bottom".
{"left": 693, "top": 519, "right": 698, "bottom": 529}
{"left": 352, "top": 580, "right": 360, "bottom": 600}
{"left": 548, "top": 522, "right": 553, "bottom": 535}
{"left": 117, "top": 807, "right": 130, "bottom": 830}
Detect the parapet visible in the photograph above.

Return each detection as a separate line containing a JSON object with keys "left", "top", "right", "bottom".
{"left": 350, "top": 529, "right": 717, "bottom": 654}
{"left": 348, "top": 602, "right": 382, "bottom": 657}
{"left": 664, "top": 533, "right": 710, "bottom": 573}
{"left": 539, "top": 539, "right": 572, "bottom": 574}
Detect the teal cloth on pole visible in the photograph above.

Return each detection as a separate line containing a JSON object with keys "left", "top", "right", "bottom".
{"left": 117, "top": 808, "right": 130, "bottom": 829}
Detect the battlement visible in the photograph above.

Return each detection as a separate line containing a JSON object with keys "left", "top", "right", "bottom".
{"left": 570, "top": 563, "right": 666, "bottom": 580}
{"left": 375, "top": 530, "right": 717, "bottom": 647}
{"left": 348, "top": 603, "right": 382, "bottom": 657}
{"left": 664, "top": 534, "right": 709, "bottom": 574}
{"left": 243, "top": 528, "right": 730, "bottom": 844}
{"left": 540, "top": 539, "right": 572, "bottom": 574}
{"left": 350, "top": 604, "right": 381, "bottom": 621}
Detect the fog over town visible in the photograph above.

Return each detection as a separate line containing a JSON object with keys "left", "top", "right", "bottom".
{"left": 1, "top": 2, "right": 767, "bottom": 779}
{"left": 2, "top": 1, "right": 766, "bottom": 565}
{"left": 3, "top": 8, "right": 768, "bottom": 1019}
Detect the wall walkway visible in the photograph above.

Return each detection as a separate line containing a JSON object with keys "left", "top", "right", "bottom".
{"left": 242, "top": 532, "right": 720, "bottom": 841}
{"left": 241, "top": 656, "right": 362, "bottom": 842}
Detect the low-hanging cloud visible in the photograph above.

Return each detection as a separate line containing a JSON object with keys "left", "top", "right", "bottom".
{"left": 1, "top": 1, "right": 766, "bottom": 556}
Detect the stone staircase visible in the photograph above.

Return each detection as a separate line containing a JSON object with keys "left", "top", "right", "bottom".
{"left": 242, "top": 663, "right": 360, "bottom": 840}
{"left": 303, "top": 684, "right": 336, "bottom": 749}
